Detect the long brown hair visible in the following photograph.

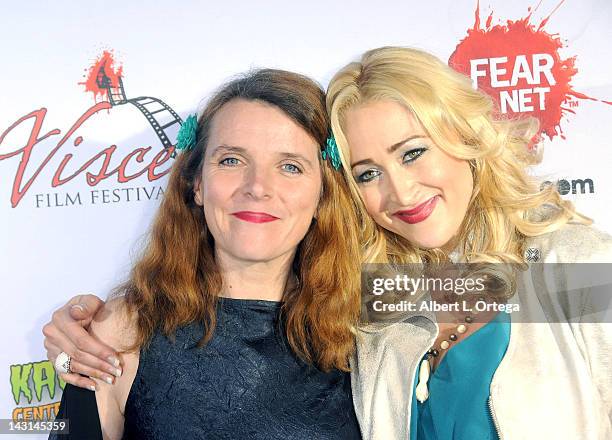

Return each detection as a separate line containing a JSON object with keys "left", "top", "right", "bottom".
{"left": 118, "top": 69, "right": 361, "bottom": 371}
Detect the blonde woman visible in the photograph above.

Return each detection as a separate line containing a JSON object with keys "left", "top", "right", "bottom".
{"left": 327, "top": 47, "right": 611, "bottom": 439}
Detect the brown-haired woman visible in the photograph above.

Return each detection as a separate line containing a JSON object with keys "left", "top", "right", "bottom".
{"left": 47, "top": 69, "right": 362, "bottom": 439}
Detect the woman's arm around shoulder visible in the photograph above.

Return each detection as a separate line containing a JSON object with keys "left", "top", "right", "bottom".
{"left": 89, "top": 296, "right": 139, "bottom": 440}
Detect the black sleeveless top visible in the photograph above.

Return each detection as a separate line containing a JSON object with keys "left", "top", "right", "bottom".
{"left": 122, "top": 298, "right": 361, "bottom": 439}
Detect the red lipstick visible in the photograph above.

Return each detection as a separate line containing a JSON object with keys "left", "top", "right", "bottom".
{"left": 231, "top": 211, "right": 279, "bottom": 223}
{"left": 393, "top": 196, "right": 438, "bottom": 224}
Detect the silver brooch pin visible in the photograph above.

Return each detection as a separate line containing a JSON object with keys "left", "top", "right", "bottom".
{"left": 525, "top": 247, "right": 540, "bottom": 262}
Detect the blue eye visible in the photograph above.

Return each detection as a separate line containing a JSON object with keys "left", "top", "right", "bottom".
{"left": 403, "top": 147, "right": 427, "bottom": 163}
{"left": 282, "top": 163, "right": 302, "bottom": 174}
{"left": 356, "top": 169, "right": 381, "bottom": 183}
{"left": 219, "top": 157, "right": 241, "bottom": 166}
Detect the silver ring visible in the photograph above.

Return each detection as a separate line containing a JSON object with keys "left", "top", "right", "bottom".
{"left": 54, "top": 351, "right": 72, "bottom": 374}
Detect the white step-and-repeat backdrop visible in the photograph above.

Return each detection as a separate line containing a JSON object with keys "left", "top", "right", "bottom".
{"left": 1, "top": 0, "right": 611, "bottom": 434}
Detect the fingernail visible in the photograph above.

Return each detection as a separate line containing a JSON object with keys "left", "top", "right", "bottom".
{"left": 107, "top": 366, "right": 122, "bottom": 376}
{"left": 107, "top": 356, "right": 120, "bottom": 367}
{"left": 71, "top": 304, "right": 85, "bottom": 313}
{"left": 105, "top": 376, "right": 113, "bottom": 385}
{"left": 89, "top": 385, "right": 96, "bottom": 392}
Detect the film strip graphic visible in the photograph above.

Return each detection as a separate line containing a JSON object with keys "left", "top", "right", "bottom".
{"left": 96, "top": 63, "right": 183, "bottom": 153}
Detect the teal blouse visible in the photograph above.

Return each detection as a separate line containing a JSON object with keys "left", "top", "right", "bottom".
{"left": 410, "top": 312, "right": 511, "bottom": 440}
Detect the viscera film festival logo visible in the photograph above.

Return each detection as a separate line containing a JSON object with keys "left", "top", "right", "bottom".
{"left": 0, "top": 50, "right": 186, "bottom": 209}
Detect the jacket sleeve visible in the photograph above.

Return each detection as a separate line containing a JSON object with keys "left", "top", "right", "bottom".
{"left": 561, "top": 222, "right": 612, "bottom": 422}
{"left": 49, "top": 383, "right": 102, "bottom": 440}
{"left": 577, "top": 241, "right": 612, "bottom": 423}
{"left": 577, "top": 319, "right": 612, "bottom": 422}
{"left": 541, "top": 222, "right": 612, "bottom": 422}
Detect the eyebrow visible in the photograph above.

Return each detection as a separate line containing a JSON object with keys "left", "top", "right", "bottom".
{"left": 350, "top": 135, "right": 428, "bottom": 168}
{"left": 211, "top": 145, "right": 247, "bottom": 155}
{"left": 280, "top": 152, "right": 314, "bottom": 168}
{"left": 211, "top": 145, "right": 314, "bottom": 168}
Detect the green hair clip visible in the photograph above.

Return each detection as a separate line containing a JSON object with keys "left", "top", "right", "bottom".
{"left": 322, "top": 134, "right": 341, "bottom": 170}
{"left": 175, "top": 114, "right": 198, "bottom": 151}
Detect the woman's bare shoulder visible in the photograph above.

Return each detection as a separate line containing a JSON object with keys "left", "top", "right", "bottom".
{"left": 90, "top": 296, "right": 140, "bottom": 438}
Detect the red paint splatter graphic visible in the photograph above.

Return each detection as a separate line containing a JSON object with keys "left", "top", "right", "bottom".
{"left": 449, "top": 0, "right": 611, "bottom": 141}
{"left": 79, "top": 50, "right": 124, "bottom": 102}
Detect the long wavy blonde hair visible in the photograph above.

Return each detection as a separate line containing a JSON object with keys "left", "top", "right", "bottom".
{"left": 327, "top": 46, "right": 589, "bottom": 265}
{"left": 116, "top": 69, "right": 361, "bottom": 371}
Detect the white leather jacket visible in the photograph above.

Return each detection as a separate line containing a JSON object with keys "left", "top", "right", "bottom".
{"left": 351, "top": 221, "right": 612, "bottom": 439}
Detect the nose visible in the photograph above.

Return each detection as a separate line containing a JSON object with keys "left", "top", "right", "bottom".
{"left": 385, "top": 167, "right": 419, "bottom": 207}
{"left": 243, "top": 165, "right": 273, "bottom": 200}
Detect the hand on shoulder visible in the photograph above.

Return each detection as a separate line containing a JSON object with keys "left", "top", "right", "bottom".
{"left": 89, "top": 296, "right": 139, "bottom": 439}
{"left": 89, "top": 296, "right": 137, "bottom": 350}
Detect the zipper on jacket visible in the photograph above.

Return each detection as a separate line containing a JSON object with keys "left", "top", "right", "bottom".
{"left": 488, "top": 396, "right": 503, "bottom": 440}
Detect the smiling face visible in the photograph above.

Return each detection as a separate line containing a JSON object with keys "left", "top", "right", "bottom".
{"left": 194, "top": 99, "right": 322, "bottom": 265}
{"left": 344, "top": 99, "right": 473, "bottom": 250}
